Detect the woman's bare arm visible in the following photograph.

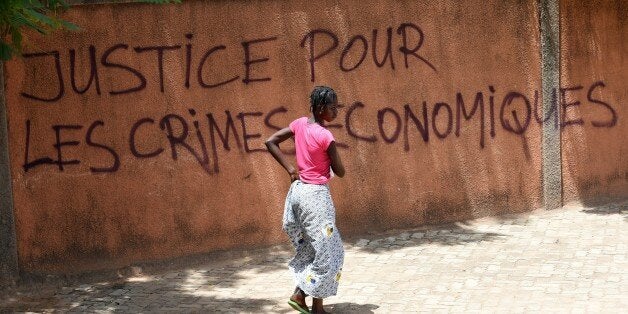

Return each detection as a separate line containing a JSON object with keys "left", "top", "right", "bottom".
{"left": 265, "top": 127, "right": 299, "bottom": 181}
{"left": 327, "top": 141, "right": 345, "bottom": 178}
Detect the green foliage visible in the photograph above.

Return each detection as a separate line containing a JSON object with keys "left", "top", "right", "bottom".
{"left": 0, "top": 0, "right": 182, "bottom": 61}
{"left": 0, "top": 0, "right": 77, "bottom": 60}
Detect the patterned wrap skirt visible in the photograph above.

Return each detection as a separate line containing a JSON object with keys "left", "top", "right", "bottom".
{"left": 282, "top": 180, "right": 344, "bottom": 299}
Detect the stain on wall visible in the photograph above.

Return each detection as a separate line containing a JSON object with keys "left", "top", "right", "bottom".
{"left": 2, "top": 0, "right": 623, "bottom": 273}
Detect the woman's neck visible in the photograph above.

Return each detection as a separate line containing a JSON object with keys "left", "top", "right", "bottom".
{"left": 309, "top": 115, "right": 324, "bottom": 126}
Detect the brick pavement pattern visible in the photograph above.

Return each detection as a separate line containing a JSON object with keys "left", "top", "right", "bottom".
{"left": 1, "top": 201, "right": 626, "bottom": 313}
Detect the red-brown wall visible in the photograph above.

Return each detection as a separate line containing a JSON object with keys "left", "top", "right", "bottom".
{"left": 2, "top": 0, "right": 624, "bottom": 274}
{"left": 560, "top": 0, "right": 627, "bottom": 204}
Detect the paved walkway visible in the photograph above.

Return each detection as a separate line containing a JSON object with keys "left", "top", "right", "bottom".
{"left": 1, "top": 201, "right": 627, "bottom": 313}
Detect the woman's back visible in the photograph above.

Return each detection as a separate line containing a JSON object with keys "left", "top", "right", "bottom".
{"left": 290, "top": 117, "right": 334, "bottom": 184}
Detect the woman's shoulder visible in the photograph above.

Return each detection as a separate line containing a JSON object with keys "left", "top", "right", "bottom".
{"left": 289, "top": 116, "right": 309, "bottom": 131}
{"left": 311, "top": 123, "right": 334, "bottom": 143}
{"left": 318, "top": 126, "right": 334, "bottom": 139}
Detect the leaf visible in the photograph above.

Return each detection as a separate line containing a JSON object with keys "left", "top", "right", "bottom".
{"left": 59, "top": 19, "right": 79, "bottom": 31}
{"left": 11, "top": 12, "right": 47, "bottom": 34}
{"left": 23, "top": 0, "right": 43, "bottom": 9}
{"left": 25, "top": 9, "right": 57, "bottom": 28}
{"left": 0, "top": 41, "right": 13, "bottom": 61}
{"left": 11, "top": 28, "right": 22, "bottom": 49}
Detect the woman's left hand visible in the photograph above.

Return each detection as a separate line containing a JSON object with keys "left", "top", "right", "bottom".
{"left": 288, "top": 168, "right": 299, "bottom": 182}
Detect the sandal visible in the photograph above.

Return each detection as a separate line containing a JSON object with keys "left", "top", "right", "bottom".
{"left": 288, "top": 298, "right": 310, "bottom": 314}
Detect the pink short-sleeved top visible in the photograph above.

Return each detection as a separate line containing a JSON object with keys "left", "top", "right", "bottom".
{"left": 290, "top": 117, "right": 335, "bottom": 184}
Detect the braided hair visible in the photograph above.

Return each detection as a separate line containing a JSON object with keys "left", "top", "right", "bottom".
{"left": 310, "top": 86, "right": 337, "bottom": 117}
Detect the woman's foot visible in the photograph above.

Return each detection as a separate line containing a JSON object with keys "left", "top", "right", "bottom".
{"left": 288, "top": 287, "right": 309, "bottom": 314}
{"left": 311, "top": 297, "right": 330, "bottom": 314}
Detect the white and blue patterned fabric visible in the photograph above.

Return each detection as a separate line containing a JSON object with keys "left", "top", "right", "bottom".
{"left": 283, "top": 180, "right": 344, "bottom": 299}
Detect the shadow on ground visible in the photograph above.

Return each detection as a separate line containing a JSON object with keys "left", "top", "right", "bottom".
{"left": 580, "top": 201, "right": 627, "bottom": 222}
{"left": 0, "top": 247, "right": 294, "bottom": 313}
{"left": 327, "top": 302, "right": 379, "bottom": 313}
{"left": 2, "top": 290, "right": 285, "bottom": 313}
{"left": 0, "top": 217, "right": 499, "bottom": 312}
{"left": 345, "top": 220, "right": 508, "bottom": 254}
{"left": 1, "top": 211, "right": 525, "bottom": 312}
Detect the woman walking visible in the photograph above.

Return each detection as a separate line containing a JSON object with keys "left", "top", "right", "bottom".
{"left": 265, "top": 86, "right": 346, "bottom": 314}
